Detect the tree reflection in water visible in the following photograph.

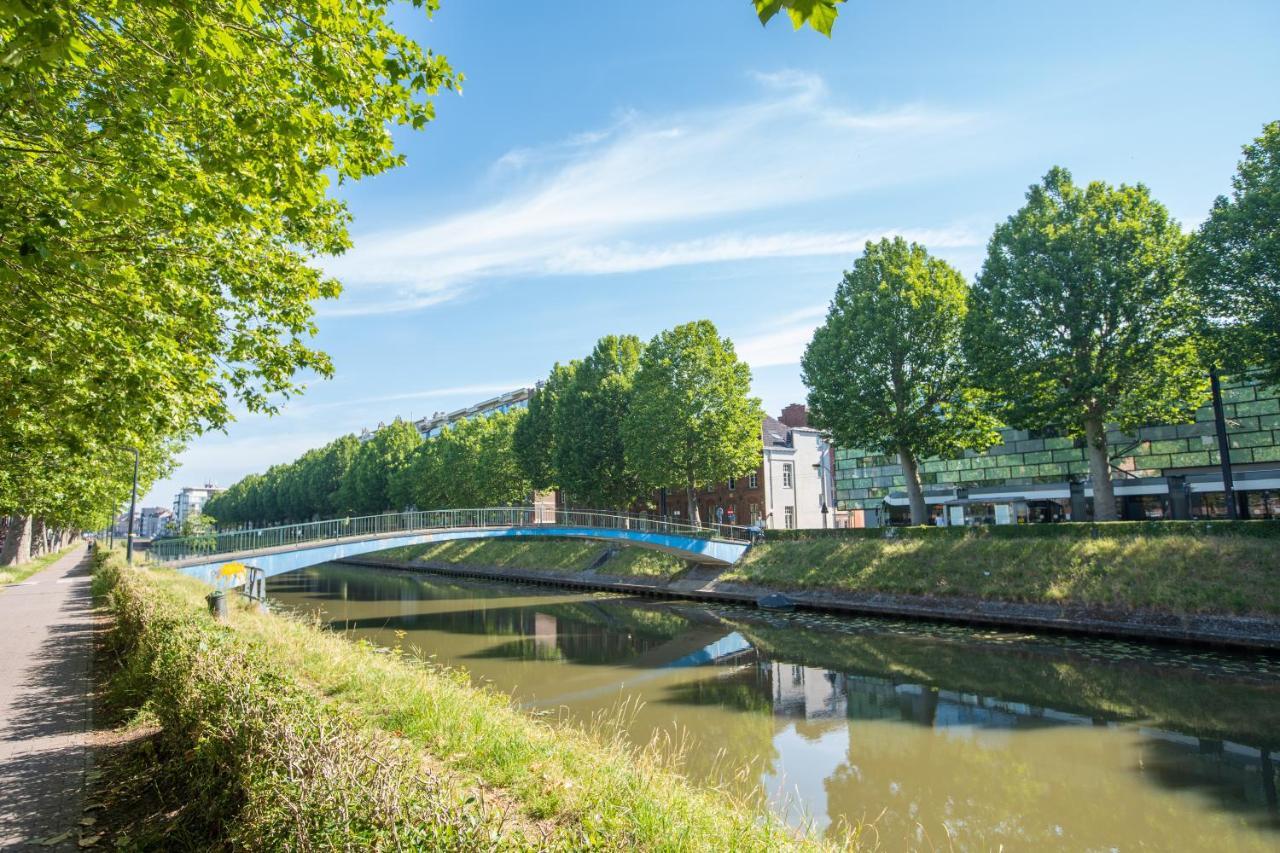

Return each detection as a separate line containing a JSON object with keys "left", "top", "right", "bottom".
{"left": 269, "top": 563, "right": 1280, "bottom": 849}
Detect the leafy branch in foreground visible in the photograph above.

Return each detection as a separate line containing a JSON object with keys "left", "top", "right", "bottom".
{"left": 754, "top": 0, "right": 847, "bottom": 36}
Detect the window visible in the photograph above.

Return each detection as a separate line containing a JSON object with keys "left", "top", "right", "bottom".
{"left": 749, "top": 472, "right": 759, "bottom": 489}
{"left": 784, "top": 506, "right": 795, "bottom": 529}
{"left": 727, "top": 477, "right": 736, "bottom": 490}
{"left": 782, "top": 463, "right": 793, "bottom": 488}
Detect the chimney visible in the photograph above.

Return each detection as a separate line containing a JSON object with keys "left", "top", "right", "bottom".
{"left": 779, "top": 403, "right": 808, "bottom": 428}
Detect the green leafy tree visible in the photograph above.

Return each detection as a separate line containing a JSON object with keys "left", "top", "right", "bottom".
{"left": 1190, "top": 120, "right": 1280, "bottom": 389}
{"left": 401, "top": 410, "right": 529, "bottom": 508}
{"left": 0, "top": 1, "right": 455, "bottom": 539}
{"left": 514, "top": 363, "right": 575, "bottom": 491}
{"left": 554, "top": 335, "right": 647, "bottom": 509}
{"left": 623, "top": 321, "right": 764, "bottom": 525}
{"left": 803, "top": 238, "right": 999, "bottom": 525}
{"left": 754, "top": 0, "right": 846, "bottom": 36}
{"left": 964, "top": 167, "right": 1205, "bottom": 521}
{"left": 348, "top": 420, "right": 422, "bottom": 514}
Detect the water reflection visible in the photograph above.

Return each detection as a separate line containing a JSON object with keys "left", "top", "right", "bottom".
{"left": 269, "top": 564, "right": 1280, "bottom": 849}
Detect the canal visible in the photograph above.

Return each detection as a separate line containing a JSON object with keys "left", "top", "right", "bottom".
{"left": 268, "top": 562, "right": 1280, "bottom": 850}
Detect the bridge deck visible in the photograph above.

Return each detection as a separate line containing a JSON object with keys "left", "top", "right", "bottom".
{"left": 167, "top": 523, "right": 753, "bottom": 588}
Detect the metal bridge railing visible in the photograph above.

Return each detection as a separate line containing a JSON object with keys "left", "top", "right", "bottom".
{"left": 149, "top": 507, "right": 755, "bottom": 563}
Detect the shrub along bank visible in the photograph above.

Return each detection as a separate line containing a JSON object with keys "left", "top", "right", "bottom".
{"left": 94, "top": 550, "right": 830, "bottom": 851}
{"left": 730, "top": 526, "right": 1280, "bottom": 616}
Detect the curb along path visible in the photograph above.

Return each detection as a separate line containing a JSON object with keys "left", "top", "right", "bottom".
{"left": 0, "top": 546, "right": 96, "bottom": 850}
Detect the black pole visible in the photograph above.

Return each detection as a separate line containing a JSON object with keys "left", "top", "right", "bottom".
{"left": 1209, "top": 366, "right": 1238, "bottom": 520}
{"left": 126, "top": 447, "right": 139, "bottom": 563}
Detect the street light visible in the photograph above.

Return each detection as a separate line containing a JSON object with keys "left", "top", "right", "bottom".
{"left": 1209, "top": 366, "right": 1239, "bottom": 520}
{"left": 115, "top": 446, "right": 140, "bottom": 564}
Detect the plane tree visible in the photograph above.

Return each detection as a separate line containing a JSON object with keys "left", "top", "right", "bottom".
{"left": 623, "top": 321, "right": 763, "bottom": 525}
{"left": 553, "top": 335, "right": 647, "bottom": 509}
{"left": 803, "top": 238, "right": 999, "bottom": 525}
{"left": 0, "top": 0, "right": 456, "bottom": 539}
{"left": 964, "top": 168, "right": 1205, "bottom": 521}
{"left": 1190, "top": 120, "right": 1280, "bottom": 390}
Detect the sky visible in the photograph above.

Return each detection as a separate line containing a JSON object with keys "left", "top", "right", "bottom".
{"left": 143, "top": 0, "right": 1280, "bottom": 506}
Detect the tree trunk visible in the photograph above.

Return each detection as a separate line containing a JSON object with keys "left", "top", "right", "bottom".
{"left": 1, "top": 515, "right": 33, "bottom": 567}
{"left": 31, "top": 517, "right": 47, "bottom": 557}
{"left": 1084, "top": 416, "right": 1117, "bottom": 521}
{"left": 685, "top": 482, "right": 701, "bottom": 527}
{"left": 899, "top": 448, "right": 928, "bottom": 525}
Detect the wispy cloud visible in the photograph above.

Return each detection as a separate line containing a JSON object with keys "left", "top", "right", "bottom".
{"left": 547, "top": 226, "right": 981, "bottom": 276}
{"left": 321, "top": 71, "right": 991, "bottom": 316}
{"left": 735, "top": 305, "right": 829, "bottom": 369}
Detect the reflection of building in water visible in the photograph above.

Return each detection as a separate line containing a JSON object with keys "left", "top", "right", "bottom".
{"left": 768, "top": 663, "right": 847, "bottom": 720}
{"left": 533, "top": 612, "right": 558, "bottom": 654}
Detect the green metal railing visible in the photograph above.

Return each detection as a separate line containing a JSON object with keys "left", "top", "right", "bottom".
{"left": 149, "top": 507, "right": 756, "bottom": 563}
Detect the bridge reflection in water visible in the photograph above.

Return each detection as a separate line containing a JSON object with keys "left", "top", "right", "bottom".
{"left": 269, "top": 563, "right": 1280, "bottom": 850}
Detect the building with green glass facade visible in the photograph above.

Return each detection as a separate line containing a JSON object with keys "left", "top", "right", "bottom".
{"left": 833, "top": 376, "right": 1280, "bottom": 524}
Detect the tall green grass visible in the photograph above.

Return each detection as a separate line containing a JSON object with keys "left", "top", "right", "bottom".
{"left": 97, "top": 552, "right": 836, "bottom": 850}
{"left": 94, "top": 551, "right": 511, "bottom": 850}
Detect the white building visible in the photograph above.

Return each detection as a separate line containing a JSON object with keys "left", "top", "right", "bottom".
{"left": 172, "top": 484, "right": 223, "bottom": 527}
{"left": 759, "top": 415, "right": 835, "bottom": 530}
{"left": 139, "top": 507, "right": 174, "bottom": 538}
{"left": 359, "top": 385, "right": 539, "bottom": 443}
{"left": 694, "top": 405, "right": 843, "bottom": 530}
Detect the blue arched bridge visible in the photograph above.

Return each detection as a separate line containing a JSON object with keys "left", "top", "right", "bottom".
{"left": 149, "top": 508, "right": 756, "bottom": 589}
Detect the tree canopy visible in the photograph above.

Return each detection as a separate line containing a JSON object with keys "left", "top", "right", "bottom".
{"left": 623, "top": 320, "right": 764, "bottom": 525}
{"left": 400, "top": 410, "right": 530, "bottom": 509}
{"left": 803, "top": 238, "right": 998, "bottom": 524}
{"left": 553, "top": 335, "right": 647, "bottom": 508}
{"left": 0, "top": 0, "right": 454, "bottom": 551}
{"left": 964, "top": 167, "right": 1205, "bottom": 520}
{"left": 513, "top": 363, "right": 574, "bottom": 492}
{"left": 1190, "top": 120, "right": 1280, "bottom": 389}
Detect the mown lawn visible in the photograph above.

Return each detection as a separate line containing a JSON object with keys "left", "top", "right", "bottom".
{"left": 725, "top": 535, "right": 1280, "bottom": 616}
{"left": 377, "top": 537, "right": 689, "bottom": 580}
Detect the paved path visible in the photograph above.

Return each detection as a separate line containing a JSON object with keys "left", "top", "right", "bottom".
{"left": 0, "top": 546, "right": 95, "bottom": 850}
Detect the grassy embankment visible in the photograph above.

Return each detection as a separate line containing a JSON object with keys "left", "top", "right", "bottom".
{"left": 729, "top": 525, "right": 1280, "bottom": 616}
{"left": 373, "top": 525, "right": 1280, "bottom": 617}
{"left": 0, "top": 541, "right": 80, "bottom": 587}
{"left": 93, "top": 549, "right": 839, "bottom": 850}
{"left": 377, "top": 537, "right": 688, "bottom": 579}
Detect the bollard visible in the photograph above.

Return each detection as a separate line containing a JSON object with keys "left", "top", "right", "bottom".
{"left": 206, "top": 590, "right": 229, "bottom": 622}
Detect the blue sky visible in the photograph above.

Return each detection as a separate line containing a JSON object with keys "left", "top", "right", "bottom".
{"left": 144, "top": 0, "right": 1280, "bottom": 505}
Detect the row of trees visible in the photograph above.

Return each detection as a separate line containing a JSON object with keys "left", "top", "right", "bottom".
{"left": 207, "top": 320, "right": 766, "bottom": 528}
{"left": 514, "top": 322, "right": 764, "bottom": 523}
{"left": 0, "top": 1, "right": 456, "bottom": 564}
{"left": 204, "top": 410, "right": 532, "bottom": 525}
{"left": 803, "top": 121, "right": 1280, "bottom": 523}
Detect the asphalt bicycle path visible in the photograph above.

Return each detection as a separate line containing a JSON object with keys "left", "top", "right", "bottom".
{"left": 0, "top": 546, "right": 98, "bottom": 850}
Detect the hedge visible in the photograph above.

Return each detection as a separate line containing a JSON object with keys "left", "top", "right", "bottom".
{"left": 762, "top": 519, "right": 1280, "bottom": 542}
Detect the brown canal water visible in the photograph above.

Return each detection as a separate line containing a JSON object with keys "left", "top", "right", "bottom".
{"left": 268, "top": 562, "right": 1280, "bottom": 850}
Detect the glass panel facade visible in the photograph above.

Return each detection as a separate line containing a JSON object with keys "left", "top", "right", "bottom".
{"left": 833, "top": 376, "right": 1280, "bottom": 512}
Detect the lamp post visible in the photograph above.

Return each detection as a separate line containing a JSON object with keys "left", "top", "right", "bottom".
{"left": 117, "top": 446, "right": 140, "bottom": 564}
{"left": 1209, "top": 366, "right": 1238, "bottom": 520}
